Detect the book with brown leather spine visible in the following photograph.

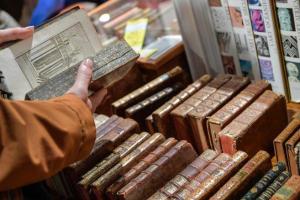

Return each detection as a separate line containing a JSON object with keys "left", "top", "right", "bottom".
{"left": 274, "top": 118, "right": 300, "bottom": 168}
{"left": 116, "top": 140, "right": 197, "bottom": 200}
{"left": 172, "top": 152, "right": 236, "bottom": 200}
{"left": 106, "top": 138, "right": 178, "bottom": 199}
{"left": 187, "top": 76, "right": 250, "bottom": 153}
{"left": 112, "top": 66, "right": 184, "bottom": 116}
{"left": 174, "top": 151, "right": 248, "bottom": 200}
{"left": 152, "top": 74, "right": 212, "bottom": 136}
{"left": 210, "top": 151, "right": 271, "bottom": 200}
{"left": 149, "top": 149, "right": 218, "bottom": 200}
{"left": 171, "top": 74, "right": 232, "bottom": 145}
{"left": 208, "top": 80, "right": 271, "bottom": 152}
{"left": 125, "top": 83, "right": 183, "bottom": 128}
{"left": 79, "top": 132, "right": 150, "bottom": 187}
{"left": 220, "top": 90, "right": 288, "bottom": 157}
{"left": 286, "top": 129, "right": 300, "bottom": 175}
{"left": 270, "top": 175, "right": 300, "bottom": 200}
{"left": 91, "top": 133, "right": 165, "bottom": 199}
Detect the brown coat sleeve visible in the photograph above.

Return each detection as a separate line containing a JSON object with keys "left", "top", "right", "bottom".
{"left": 0, "top": 94, "right": 96, "bottom": 191}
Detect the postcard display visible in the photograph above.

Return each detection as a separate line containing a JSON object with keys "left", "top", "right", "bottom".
{"left": 276, "top": 0, "right": 300, "bottom": 102}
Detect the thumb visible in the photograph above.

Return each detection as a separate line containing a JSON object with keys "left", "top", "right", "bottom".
{"left": 73, "top": 59, "right": 93, "bottom": 90}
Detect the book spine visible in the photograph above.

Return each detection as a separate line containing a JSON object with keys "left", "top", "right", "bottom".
{"left": 296, "top": 142, "right": 300, "bottom": 175}
{"left": 106, "top": 138, "right": 177, "bottom": 199}
{"left": 117, "top": 141, "right": 197, "bottom": 200}
{"left": 257, "top": 171, "right": 290, "bottom": 200}
{"left": 145, "top": 115, "right": 156, "bottom": 134}
{"left": 210, "top": 151, "right": 271, "bottom": 200}
{"left": 241, "top": 162, "right": 286, "bottom": 200}
{"left": 150, "top": 149, "right": 218, "bottom": 199}
{"left": 188, "top": 151, "right": 248, "bottom": 200}
{"left": 270, "top": 175, "right": 300, "bottom": 200}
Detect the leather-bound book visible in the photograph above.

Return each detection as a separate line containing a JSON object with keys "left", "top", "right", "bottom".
{"left": 296, "top": 142, "right": 300, "bottom": 174}
{"left": 79, "top": 132, "right": 150, "bottom": 187}
{"left": 177, "top": 151, "right": 248, "bottom": 200}
{"left": 220, "top": 90, "right": 288, "bottom": 157}
{"left": 172, "top": 152, "right": 235, "bottom": 200}
{"left": 208, "top": 80, "right": 271, "bottom": 152}
{"left": 94, "top": 114, "right": 110, "bottom": 129}
{"left": 149, "top": 149, "right": 218, "bottom": 200}
{"left": 241, "top": 162, "right": 286, "bottom": 200}
{"left": 188, "top": 76, "right": 250, "bottom": 152}
{"left": 171, "top": 75, "right": 232, "bottom": 145}
{"left": 145, "top": 115, "right": 156, "bottom": 134}
{"left": 106, "top": 138, "right": 178, "bottom": 199}
{"left": 270, "top": 175, "right": 300, "bottom": 200}
{"left": 285, "top": 129, "right": 300, "bottom": 175}
{"left": 257, "top": 171, "right": 290, "bottom": 200}
{"left": 152, "top": 74, "right": 212, "bottom": 136}
{"left": 125, "top": 83, "right": 183, "bottom": 128}
{"left": 210, "top": 151, "right": 272, "bottom": 200}
{"left": 91, "top": 133, "right": 165, "bottom": 199}
{"left": 112, "top": 66, "right": 183, "bottom": 116}
{"left": 117, "top": 140, "right": 197, "bottom": 200}
{"left": 273, "top": 118, "right": 300, "bottom": 167}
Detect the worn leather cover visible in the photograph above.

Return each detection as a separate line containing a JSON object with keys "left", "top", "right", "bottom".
{"left": 178, "top": 151, "right": 248, "bottom": 200}
{"left": 117, "top": 140, "right": 197, "bottom": 200}
{"left": 187, "top": 76, "right": 250, "bottom": 153}
{"left": 171, "top": 75, "right": 232, "bottom": 146}
{"left": 286, "top": 129, "right": 300, "bottom": 175}
{"left": 220, "top": 90, "right": 288, "bottom": 157}
{"left": 26, "top": 40, "right": 139, "bottom": 100}
{"left": 91, "top": 133, "right": 165, "bottom": 199}
{"left": 149, "top": 149, "right": 218, "bottom": 200}
{"left": 211, "top": 151, "right": 271, "bottom": 200}
{"left": 270, "top": 175, "right": 300, "bottom": 200}
{"left": 173, "top": 153, "right": 235, "bottom": 200}
{"left": 112, "top": 66, "right": 184, "bottom": 116}
{"left": 125, "top": 83, "right": 183, "bottom": 128}
{"left": 208, "top": 80, "right": 270, "bottom": 152}
{"left": 274, "top": 118, "right": 300, "bottom": 169}
{"left": 152, "top": 74, "right": 212, "bottom": 136}
{"left": 106, "top": 138, "right": 178, "bottom": 199}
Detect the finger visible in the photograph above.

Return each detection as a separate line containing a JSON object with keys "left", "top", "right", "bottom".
{"left": 0, "top": 27, "right": 34, "bottom": 44}
{"left": 89, "top": 88, "right": 108, "bottom": 112}
{"left": 73, "top": 59, "right": 93, "bottom": 91}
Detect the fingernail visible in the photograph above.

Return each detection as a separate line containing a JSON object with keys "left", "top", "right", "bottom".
{"left": 26, "top": 26, "right": 34, "bottom": 30}
{"left": 83, "top": 58, "right": 93, "bottom": 67}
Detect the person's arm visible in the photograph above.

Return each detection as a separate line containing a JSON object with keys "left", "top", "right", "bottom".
{"left": 0, "top": 28, "right": 107, "bottom": 191}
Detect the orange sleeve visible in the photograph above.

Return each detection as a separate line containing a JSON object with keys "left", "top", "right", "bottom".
{"left": 0, "top": 94, "right": 95, "bottom": 191}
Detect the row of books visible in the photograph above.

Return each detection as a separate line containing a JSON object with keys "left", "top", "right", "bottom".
{"left": 46, "top": 112, "right": 300, "bottom": 199}
{"left": 174, "top": 0, "right": 300, "bottom": 103}
{"left": 110, "top": 68, "right": 288, "bottom": 157}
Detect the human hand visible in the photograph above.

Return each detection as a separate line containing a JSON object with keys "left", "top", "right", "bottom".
{"left": 67, "top": 59, "right": 108, "bottom": 112}
{"left": 0, "top": 27, "right": 34, "bottom": 44}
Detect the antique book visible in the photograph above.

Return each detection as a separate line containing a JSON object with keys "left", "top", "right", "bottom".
{"left": 152, "top": 74, "right": 212, "bottom": 136}
{"left": 220, "top": 90, "right": 288, "bottom": 157}
{"left": 171, "top": 74, "right": 232, "bottom": 145}
{"left": 241, "top": 162, "right": 286, "bottom": 200}
{"left": 0, "top": 8, "right": 102, "bottom": 100}
{"left": 94, "top": 114, "right": 109, "bottom": 129}
{"left": 296, "top": 142, "right": 300, "bottom": 174}
{"left": 274, "top": 118, "right": 300, "bottom": 168}
{"left": 172, "top": 152, "right": 236, "bottom": 200}
{"left": 0, "top": 71, "right": 12, "bottom": 99}
{"left": 91, "top": 133, "right": 165, "bottom": 199}
{"left": 257, "top": 171, "right": 290, "bottom": 200}
{"left": 208, "top": 80, "right": 271, "bottom": 152}
{"left": 79, "top": 132, "right": 150, "bottom": 187}
{"left": 25, "top": 40, "right": 139, "bottom": 100}
{"left": 125, "top": 83, "right": 183, "bottom": 127}
{"left": 106, "top": 138, "right": 177, "bottom": 199}
{"left": 285, "top": 129, "right": 300, "bottom": 175}
{"left": 270, "top": 175, "right": 300, "bottom": 200}
{"left": 145, "top": 115, "right": 156, "bottom": 134}
{"left": 210, "top": 151, "right": 271, "bottom": 200}
{"left": 116, "top": 140, "right": 197, "bottom": 200}
{"left": 149, "top": 149, "right": 218, "bottom": 200}
{"left": 177, "top": 151, "right": 248, "bottom": 200}
{"left": 188, "top": 76, "right": 250, "bottom": 152}
{"left": 112, "top": 66, "right": 183, "bottom": 116}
